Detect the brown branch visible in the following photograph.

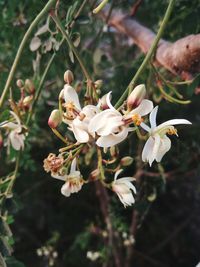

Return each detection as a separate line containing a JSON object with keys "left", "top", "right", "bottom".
{"left": 100, "top": 9, "right": 200, "bottom": 79}
{"left": 95, "top": 181, "right": 123, "bottom": 267}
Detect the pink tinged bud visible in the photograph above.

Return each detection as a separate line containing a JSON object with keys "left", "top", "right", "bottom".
{"left": 94, "top": 80, "right": 103, "bottom": 89}
{"left": 48, "top": 109, "right": 62, "bottom": 128}
{"left": 25, "top": 79, "right": 35, "bottom": 94}
{"left": 23, "top": 95, "right": 33, "bottom": 106}
{"left": 16, "top": 79, "right": 24, "bottom": 88}
{"left": 127, "top": 84, "right": 146, "bottom": 109}
{"left": 99, "top": 93, "right": 111, "bottom": 110}
{"left": 64, "top": 70, "right": 74, "bottom": 84}
{"left": 120, "top": 156, "right": 134, "bottom": 166}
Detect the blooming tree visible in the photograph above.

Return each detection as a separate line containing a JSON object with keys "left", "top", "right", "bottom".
{"left": 0, "top": 0, "right": 198, "bottom": 267}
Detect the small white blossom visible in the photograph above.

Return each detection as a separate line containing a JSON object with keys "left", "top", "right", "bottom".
{"left": 89, "top": 88, "right": 153, "bottom": 148}
{"left": 86, "top": 251, "right": 100, "bottom": 262}
{"left": 0, "top": 111, "right": 26, "bottom": 150}
{"left": 141, "top": 106, "right": 191, "bottom": 166}
{"left": 61, "top": 85, "right": 99, "bottom": 143}
{"left": 52, "top": 158, "right": 84, "bottom": 197}
{"left": 112, "top": 170, "right": 136, "bottom": 207}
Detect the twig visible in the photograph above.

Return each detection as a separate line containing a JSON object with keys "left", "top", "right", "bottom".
{"left": 130, "top": 0, "right": 143, "bottom": 17}
{"left": 114, "top": 0, "right": 176, "bottom": 108}
{"left": 0, "top": 0, "right": 57, "bottom": 109}
{"left": 50, "top": 13, "right": 92, "bottom": 82}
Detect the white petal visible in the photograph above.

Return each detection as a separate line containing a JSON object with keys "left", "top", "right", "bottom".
{"left": 106, "top": 91, "right": 115, "bottom": 110}
{"left": 71, "top": 119, "right": 89, "bottom": 143}
{"left": 30, "top": 36, "right": 41, "bottom": 51}
{"left": 52, "top": 173, "right": 66, "bottom": 181}
{"left": 149, "top": 106, "right": 158, "bottom": 129}
{"left": 63, "top": 85, "right": 81, "bottom": 110}
{"left": 156, "top": 119, "right": 191, "bottom": 132}
{"left": 88, "top": 109, "right": 123, "bottom": 136}
{"left": 1, "top": 121, "right": 18, "bottom": 130}
{"left": 96, "top": 127, "right": 129, "bottom": 148}
{"left": 9, "top": 131, "right": 24, "bottom": 150}
{"left": 114, "top": 169, "right": 123, "bottom": 180}
{"left": 70, "top": 158, "right": 77, "bottom": 173}
{"left": 61, "top": 182, "right": 71, "bottom": 197}
{"left": 142, "top": 136, "right": 155, "bottom": 165}
{"left": 140, "top": 122, "right": 151, "bottom": 132}
{"left": 155, "top": 135, "right": 171, "bottom": 162}
{"left": 10, "top": 111, "right": 21, "bottom": 126}
{"left": 130, "top": 99, "right": 153, "bottom": 117}
{"left": 151, "top": 134, "right": 161, "bottom": 166}
{"left": 116, "top": 178, "right": 136, "bottom": 194}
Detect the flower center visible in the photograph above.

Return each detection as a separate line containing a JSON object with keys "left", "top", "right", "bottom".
{"left": 167, "top": 128, "right": 178, "bottom": 136}
{"left": 63, "top": 101, "right": 80, "bottom": 119}
{"left": 132, "top": 114, "right": 144, "bottom": 126}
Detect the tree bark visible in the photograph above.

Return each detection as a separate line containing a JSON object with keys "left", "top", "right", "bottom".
{"left": 100, "top": 9, "right": 200, "bottom": 79}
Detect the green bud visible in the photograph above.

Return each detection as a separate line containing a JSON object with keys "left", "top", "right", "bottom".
{"left": 120, "top": 156, "right": 134, "bottom": 166}
{"left": 48, "top": 109, "right": 62, "bottom": 128}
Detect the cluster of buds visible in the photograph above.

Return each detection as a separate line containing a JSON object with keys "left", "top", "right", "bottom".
{"left": 36, "top": 245, "right": 58, "bottom": 267}
{"left": 16, "top": 78, "right": 35, "bottom": 111}
{"left": 0, "top": 78, "right": 34, "bottom": 151}
{"left": 44, "top": 69, "right": 191, "bottom": 207}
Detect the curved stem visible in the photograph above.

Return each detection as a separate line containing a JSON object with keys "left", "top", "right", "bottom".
{"left": 4, "top": 152, "right": 21, "bottom": 197}
{"left": 50, "top": 13, "right": 92, "bottom": 82}
{"left": 0, "top": 0, "right": 57, "bottom": 109}
{"left": 26, "top": 49, "right": 59, "bottom": 125}
{"left": 115, "top": 0, "right": 176, "bottom": 109}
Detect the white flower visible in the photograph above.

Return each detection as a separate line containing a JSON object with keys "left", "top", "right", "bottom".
{"left": 69, "top": 105, "right": 99, "bottom": 143}
{"left": 86, "top": 251, "right": 100, "bottom": 262}
{"left": 52, "top": 158, "right": 84, "bottom": 197}
{"left": 88, "top": 90, "right": 153, "bottom": 148}
{"left": 112, "top": 169, "right": 136, "bottom": 207}
{"left": 61, "top": 85, "right": 99, "bottom": 143}
{"left": 141, "top": 106, "right": 192, "bottom": 166}
{"left": 0, "top": 111, "right": 26, "bottom": 150}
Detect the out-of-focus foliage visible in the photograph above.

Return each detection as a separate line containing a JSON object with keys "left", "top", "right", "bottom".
{"left": 0, "top": 1, "right": 200, "bottom": 267}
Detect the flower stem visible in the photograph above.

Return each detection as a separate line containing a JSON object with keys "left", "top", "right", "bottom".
{"left": 0, "top": 0, "right": 57, "bottom": 109}
{"left": 50, "top": 13, "right": 92, "bottom": 82}
{"left": 51, "top": 128, "right": 68, "bottom": 144}
{"left": 4, "top": 152, "right": 21, "bottom": 198}
{"left": 97, "top": 147, "right": 106, "bottom": 180}
{"left": 115, "top": 0, "right": 176, "bottom": 109}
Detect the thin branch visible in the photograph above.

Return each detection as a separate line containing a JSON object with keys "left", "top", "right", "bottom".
{"left": 115, "top": 0, "right": 176, "bottom": 108}
{"left": 0, "top": 0, "right": 57, "bottom": 109}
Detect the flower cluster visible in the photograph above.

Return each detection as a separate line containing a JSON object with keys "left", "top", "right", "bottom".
{"left": 0, "top": 78, "right": 35, "bottom": 151}
{"left": 44, "top": 69, "right": 191, "bottom": 207}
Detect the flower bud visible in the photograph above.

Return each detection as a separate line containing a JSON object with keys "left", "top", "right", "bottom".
{"left": 94, "top": 79, "right": 103, "bottom": 90}
{"left": 16, "top": 79, "right": 24, "bottom": 88}
{"left": 25, "top": 79, "right": 35, "bottom": 94}
{"left": 99, "top": 92, "right": 111, "bottom": 110}
{"left": 120, "top": 156, "right": 134, "bottom": 166}
{"left": 64, "top": 70, "right": 74, "bottom": 84}
{"left": 23, "top": 95, "right": 33, "bottom": 107}
{"left": 127, "top": 84, "right": 146, "bottom": 109}
{"left": 110, "top": 146, "right": 116, "bottom": 157}
{"left": 48, "top": 109, "right": 62, "bottom": 128}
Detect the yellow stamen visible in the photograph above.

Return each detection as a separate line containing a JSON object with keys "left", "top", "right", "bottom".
{"left": 132, "top": 114, "right": 144, "bottom": 126}
{"left": 65, "top": 101, "right": 75, "bottom": 111}
{"left": 167, "top": 128, "right": 177, "bottom": 135}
